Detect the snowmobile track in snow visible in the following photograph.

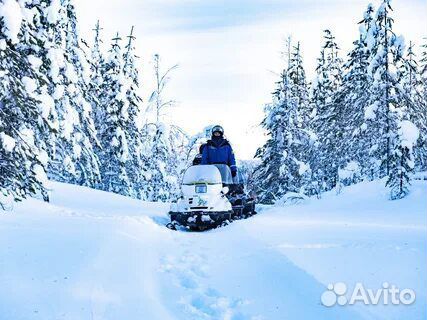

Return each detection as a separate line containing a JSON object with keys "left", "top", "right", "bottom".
{"left": 164, "top": 210, "right": 260, "bottom": 232}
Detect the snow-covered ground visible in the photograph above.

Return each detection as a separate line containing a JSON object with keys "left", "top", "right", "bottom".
{"left": 0, "top": 179, "right": 426, "bottom": 320}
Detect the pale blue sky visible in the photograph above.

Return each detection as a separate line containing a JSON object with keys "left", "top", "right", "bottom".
{"left": 75, "top": 0, "right": 427, "bottom": 159}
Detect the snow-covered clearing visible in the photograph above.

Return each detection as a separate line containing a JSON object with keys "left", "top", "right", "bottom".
{"left": 0, "top": 179, "right": 426, "bottom": 320}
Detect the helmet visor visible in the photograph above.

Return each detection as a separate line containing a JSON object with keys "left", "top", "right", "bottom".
{"left": 211, "top": 125, "right": 224, "bottom": 135}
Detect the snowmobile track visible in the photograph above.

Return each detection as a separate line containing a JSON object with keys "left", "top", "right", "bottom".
{"left": 166, "top": 211, "right": 258, "bottom": 232}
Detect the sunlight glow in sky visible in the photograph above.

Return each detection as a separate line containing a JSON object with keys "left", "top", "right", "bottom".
{"left": 74, "top": 0, "right": 427, "bottom": 159}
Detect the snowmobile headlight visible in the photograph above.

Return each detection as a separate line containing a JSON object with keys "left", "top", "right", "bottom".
{"left": 195, "top": 184, "right": 207, "bottom": 194}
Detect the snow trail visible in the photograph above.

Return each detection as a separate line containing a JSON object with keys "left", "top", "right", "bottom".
{"left": 0, "top": 180, "right": 426, "bottom": 319}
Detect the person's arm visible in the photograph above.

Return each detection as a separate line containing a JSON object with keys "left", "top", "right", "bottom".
{"left": 201, "top": 145, "right": 209, "bottom": 164}
{"left": 228, "top": 146, "right": 237, "bottom": 175}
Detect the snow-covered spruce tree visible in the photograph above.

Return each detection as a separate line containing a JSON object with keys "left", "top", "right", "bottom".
{"left": 89, "top": 20, "right": 105, "bottom": 144}
{"left": 253, "top": 101, "right": 283, "bottom": 204}
{"left": 254, "top": 39, "right": 292, "bottom": 203}
{"left": 141, "top": 54, "right": 181, "bottom": 201}
{"left": 386, "top": 119, "right": 419, "bottom": 200}
{"left": 0, "top": 0, "right": 50, "bottom": 207}
{"left": 401, "top": 41, "right": 426, "bottom": 172}
{"left": 288, "top": 42, "right": 310, "bottom": 123}
{"left": 255, "top": 40, "right": 313, "bottom": 203}
{"left": 333, "top": 4, "right": 375, "bottom": 183}
{"left": 421, "top": 38, "right": 427, "bottom": 169}
{"left": 402, "top": 41, "right": 419, "bottom": 95}
{"left": 421, "top": 37, "right": 427, "bottom": 87}
{"left": 22, "top": 0, "right": 60, "bottom": 156}
{"left": 121, "top": 26, "right": 147, "bottom": 199}
{"left": 29, "top": 0, "right": 99, "bottom": 187}
{"left": 62, "top": 0, "right": 100, "bottom": 186}
{"left": 310, "top": 29, "right": 343, "bottom": 193}
{"left": 413, "top": 38, "right": 427, "bottom": 171}
{"left": 139, "top": 123, "right": 182, "bottom": 201}
{"left": 13, "top": 0, "right": 60, "bottom": 154}
{"left": 35, "top": 0, "right": 72, "bottom": 179}
{"left": 287, "top": 42, "right": 317, "bottom": 197}
{"left": 366, "top": 0, "right": 416, "bottom": 199}
{"left": 97, "top": 34, "right": 134, "bottom": 196}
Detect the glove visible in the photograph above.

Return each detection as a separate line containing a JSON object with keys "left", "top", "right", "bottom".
{"left": 231, "top": 170, "right": 237, "bottom": 178}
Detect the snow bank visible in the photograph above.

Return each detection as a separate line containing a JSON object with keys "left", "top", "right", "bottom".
{"left": 0, "top": 179, "right": 425, "bottom": 320}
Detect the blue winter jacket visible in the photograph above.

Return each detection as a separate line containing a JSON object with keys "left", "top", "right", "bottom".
{"left": 201, "top": 138, "right": 237, "bottom": 173}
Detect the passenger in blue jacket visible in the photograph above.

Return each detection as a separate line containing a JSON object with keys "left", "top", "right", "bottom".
{"left": 201, "top": 125, "right": 237, "bottom": 177}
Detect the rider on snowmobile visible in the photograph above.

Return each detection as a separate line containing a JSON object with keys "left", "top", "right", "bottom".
{"left": 201, "top": 125, "right": 237, "bottom": 177}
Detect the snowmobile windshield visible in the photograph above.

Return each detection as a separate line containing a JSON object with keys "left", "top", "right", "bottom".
{"left": 212, "top": 164, "right": 233, "bottom": 185}
{"left": 182, "top": 165, "right": 222, "bottom": 185}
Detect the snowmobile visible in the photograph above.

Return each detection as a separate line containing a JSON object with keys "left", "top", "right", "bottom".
{"left": 167, "top": 164, "right": 256, "bottom": 231}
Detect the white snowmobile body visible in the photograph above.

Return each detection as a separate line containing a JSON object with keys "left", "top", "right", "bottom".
{"left": 169, "top": 165, "right": 234, "bottom": 228}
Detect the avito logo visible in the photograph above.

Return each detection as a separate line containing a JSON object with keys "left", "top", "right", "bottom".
{"left": 321, "top": 282, "right": 416, "bottom": 307}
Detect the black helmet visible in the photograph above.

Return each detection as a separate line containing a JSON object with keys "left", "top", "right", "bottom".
{"left": 211, "top": 125, "right": 224, "bottom": 136}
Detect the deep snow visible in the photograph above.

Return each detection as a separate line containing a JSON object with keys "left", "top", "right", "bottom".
{"left": 0, "top": 178, "right": 426, "bottom": 320}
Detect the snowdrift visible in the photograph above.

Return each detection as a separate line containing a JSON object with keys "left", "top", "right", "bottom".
{"left": 0, "top": 179, "right": 426, "bottom": 320}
